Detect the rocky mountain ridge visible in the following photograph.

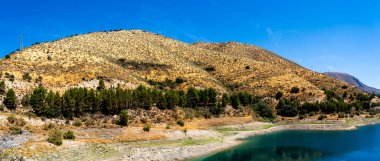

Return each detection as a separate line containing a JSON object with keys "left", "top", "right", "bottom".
{"left": 324, "top": 72, "right": 380, "bottom": 95}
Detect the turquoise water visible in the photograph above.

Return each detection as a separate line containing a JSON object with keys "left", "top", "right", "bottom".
{"left": 192, "top": 124, "right": 380, "bottom": 161}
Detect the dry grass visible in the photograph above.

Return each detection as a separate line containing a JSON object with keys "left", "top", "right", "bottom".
{"left": 185, "top": 116, "right": 253, "bottom": 130}
{"left": 114, "top": 127, "right": 166, "bottom": 142}
{"left": 0, "top": 30, "right": 361, "bottom": 102}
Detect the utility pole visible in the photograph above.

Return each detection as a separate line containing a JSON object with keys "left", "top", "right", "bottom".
{"left": 19, "top": 34, "right": 23, "bottom": 51}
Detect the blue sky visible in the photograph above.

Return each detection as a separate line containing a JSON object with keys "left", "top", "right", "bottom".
{"left": 0, "top": 0, "right": 379, "bottom": 87}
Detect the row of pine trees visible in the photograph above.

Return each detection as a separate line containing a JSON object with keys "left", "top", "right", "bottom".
{"left": 20, "top": 80, "right": 259, "bottom": 119}
{"left": 1, "top": 80, "right": 377, "bottom": 120}
{"left": 2, "top": 80, "right": 263, "bottom": 119}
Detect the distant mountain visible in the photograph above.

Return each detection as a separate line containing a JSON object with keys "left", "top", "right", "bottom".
{"left": 324, "top": 72, "right": 380, "bottom": 95}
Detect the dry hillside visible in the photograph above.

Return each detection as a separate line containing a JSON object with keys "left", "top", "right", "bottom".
{"left": 0, "top": 30, "right": 360, "bottom": 101}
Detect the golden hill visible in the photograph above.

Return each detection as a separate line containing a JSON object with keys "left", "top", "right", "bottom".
{"left": 0, "top": 30, "right": 360, "bottom": 101}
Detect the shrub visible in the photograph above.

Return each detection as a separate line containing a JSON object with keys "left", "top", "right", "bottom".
{"left": 118, "top": 109, "right": 129, "bottom": 126}
{"left": 97, "top": 79, "right": 105, "bottom": 90}
{"left": 9, "top": 126, "right": 22, "bottom": 135}
{"left": 43, "top": 123, "right": 56, "bottom": 130}
{"left": 318, "top": 114, "right": 327, "bottom": 120}
{"left": 275, "top": 91, "right": 283, "bottom": 100}
{"left": 7, "top": 115, "right": 17, "bottom": 124}
{"left": 176, "top": 120, "right": 185, "bottom": 127}
{"left": 72, "top": 120, "right": 82, "bottom": 127}
{"left": 143, "top": 124, "right": 151, "bottom": 132}
{"left": 63, "top": 130, "right": 75, "bottom": 140}
{"left": 24, "top": 112, "right": 36, "bottom": 118}
{"left": 204, "top": 66, "right": 215, "bottom": 72}
{"left": 48, "top": 129, "right": 63, "bottom": 146}
{"left": 4, "top": 89, "right": 17, "bottom": 110}
{"left": 175, "top": 77, "right": 185, "bottom": 84}
{"left": 253, "top": 101, "right": 276, "bottom": 121}
{"left": 290, "top": 87, "right": 300, "bottom": 94}
{"left": 35, "top": 76, "right": 43, "bottom": 83}
{"left": 309, "top": 112, "right": 316, "bottom": 116}
{"left": 15, "top": 118, "right": 27, "bottom": 127}
{"left": 0, "top": 105, "right": 4, "bottom": 111}
{"left": 338, "top": 112, "right": 345, "bottom": 118}
{"left": 21, "top": 94, "right": 31, "bottom": 107}
{"left": 277, "top": 105, "right": 299, "bottom": 117}
{"left": 245, "top": 66, "right": 250, "bottom": 69}
{"left": 8, "top": 74, "right": 14, "bottom": 82}
{"left": 118, "top": 58, "right": 126, "bottom": 63}
{"left": 209, "top": 104, "right": 224, "bottom": 116}
{"left": 230, "top": 94, "right": 240, "bottom": 109}
{"left": 5, "top": 55, "right": 10, "bottom": 59}
{"left": 221, "top": 93, "right": 230, "bottom": 108}
{"left": 369, "top": 109, "right": 377, "bottom": 116}
{"left": 299, "top": 114, "right": 306, "bottom": 120}
{"left": 22, "top": 73, "right": 32, "bottom": 82}
{"left": 84, "top": 118, "right": 95, "bottom": 127}
{"left": 0, "top": 80, "right": 5, "bottom": 95}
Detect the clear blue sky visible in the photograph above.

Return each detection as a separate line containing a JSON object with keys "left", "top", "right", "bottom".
{"left": 1, "top": 0, "right": 379, "bottom": 88}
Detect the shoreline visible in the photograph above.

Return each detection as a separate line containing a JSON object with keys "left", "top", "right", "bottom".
{"left": 184, "top": 123, "right": 369, "bottom": 161}
{"left": 15, "top": 117, "right": 380, "bottom": 161}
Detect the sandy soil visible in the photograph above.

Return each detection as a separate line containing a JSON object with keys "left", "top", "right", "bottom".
{"left": 1, "top": 114, "right": 379, "bottom": 161}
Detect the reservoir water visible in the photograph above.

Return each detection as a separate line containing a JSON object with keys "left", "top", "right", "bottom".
{"left": 192, "top": 124, "right": 380, "bottom": 161}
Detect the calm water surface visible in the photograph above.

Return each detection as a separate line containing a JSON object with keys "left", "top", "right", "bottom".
{"left": 191, "top": 124, "right": 380, "bottom": 161}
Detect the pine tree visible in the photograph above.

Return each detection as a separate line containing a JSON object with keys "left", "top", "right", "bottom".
{"left": 61, "top": 90, "right": 75, "bottom": 118}
{"left": 238, "top": 92, "right": 252, "bottom": 107}
{"left": 230, "top": 94, "right": 240, "bottom": 109}
{"left": 157, "top": 92, "right": 167, "bottom": 110}
{"left": 4, "top": 88, "right": 17, "bottom": 110}
{"left": 186, "top": 87, "right": 199, "bottom": 108}
{"left": 253, "top": 101, "right": 276, "bottom": 121}
{"left": 177, "top": 90, "right": 186, "bottom": 108}
{"left": 0, "top": 80, "right": 6, "bottom": 95}
{"left": 142, "top": 89, "right": 152, "bottom": 110}
{"left": 97, "top": 79, "right": 105, "bottom": 90}
{"left": 30, "top": 86, "right": 47, "bottom": 116}
{"left": 221, "top": 93, "right": 230, "bottom": 108}
{"left": 118, "top": 109, "right": 129, "bottom": 126}
{"left": 198, "top": 89, "right": 208, "bottom": 106}
{"left": 165, "top": 90, "right": 179, "bottom": 109}
{"left": 207, "top": 88, "right": 217, "bottom": 106}
{"left": 53, "top": 92, "right": 62, "bottom": 116}
{"left": 45, "top": 91, "right": 55, "bottom": 117}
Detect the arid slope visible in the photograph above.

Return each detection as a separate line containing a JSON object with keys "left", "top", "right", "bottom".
{"left": 0, "top": 30, "right": 360, "bottom": 101}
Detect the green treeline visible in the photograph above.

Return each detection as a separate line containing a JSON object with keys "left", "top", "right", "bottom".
{"left": 276, "top": 91, "right": 376, "bottom": 117}
{"left": 8, "top": 79, "right": 378, "bottom": 120}
{"left": 24, "top": 85, "right": 229, "bottom": 119}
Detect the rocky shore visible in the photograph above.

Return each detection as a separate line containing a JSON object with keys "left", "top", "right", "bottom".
{"left": 25, "top": 118, "right": 379, "bottom": 161}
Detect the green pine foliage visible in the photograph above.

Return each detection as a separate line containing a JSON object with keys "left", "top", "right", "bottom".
{"left": 0, "top": 80, "right": 5, "bottom": 95}
{"left": 253, "top": 101, "right": 276, "bottom": 121}
{"left": 18, "top": 81, "right": 374, "bottom": 121}
{"left": 48, "top": 129, "right": 63, "bottom": 146}
{"left": 30, "top": 86, "right": 47, "bottom": 116}
{"left": 230, "top": 94, "right": 240, "bottom": 109}
{"left": 4, "top": 89, "right": 17, "bottom": 110}
{"left": 186, "top": 87, "right": 199, "bottom": 108}
{"left": 118, "top": 109, "right": 129, "bottom": 126}
{"left": 221, "top": 93, "right": 230, "bottom": 108}
{"left": 63, "top": 130, "right": 75, "bottom": 140}
{"left": 97, "top": 79, "right": 105, "bottom": 90}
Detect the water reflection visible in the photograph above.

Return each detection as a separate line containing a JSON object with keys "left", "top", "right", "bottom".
{"left": 200, "top": 146, "right": 324, "bottom": 161}
{"left": 192, "top": 124, "right": 380, "bottom": 161}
